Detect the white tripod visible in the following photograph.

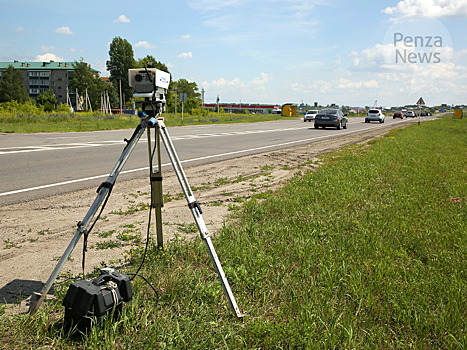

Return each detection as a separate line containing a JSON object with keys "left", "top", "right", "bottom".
{"left": 29, "top": 115, "right": 243, "bottom": 319}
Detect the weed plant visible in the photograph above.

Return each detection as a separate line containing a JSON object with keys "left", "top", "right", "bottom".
{"left": 0, "top": 117, "right": 466, "bottom": 348}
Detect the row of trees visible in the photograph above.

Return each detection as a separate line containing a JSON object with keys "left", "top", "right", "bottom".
{"left": 0, "top": 36, "right": 202, "bottom": 114}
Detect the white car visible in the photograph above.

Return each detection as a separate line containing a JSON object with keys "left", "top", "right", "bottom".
{"left": 365, "top": 109, "right": 385, "bottom": 123}
{"left": 304, "top": 110, "right": 319, "bottom": 122}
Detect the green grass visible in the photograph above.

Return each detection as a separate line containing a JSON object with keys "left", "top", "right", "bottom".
{"left": 0, "top": 112, "right": 141, "bottom": 133}
{"left": 0, "top": 111, "right": 296, "bottom": 134}
{"left": 1, "top": 116, "right": 466, "bottom": 348}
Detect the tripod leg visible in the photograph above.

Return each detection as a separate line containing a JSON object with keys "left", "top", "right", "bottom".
{"left": 156, "top": 120, "right": 243, "bottom": 318}
{"left": 147, "top": 127, "right": 164, "bottom": 247}
{"left": 29, "top": 123, "right": 147, "bottom": 314}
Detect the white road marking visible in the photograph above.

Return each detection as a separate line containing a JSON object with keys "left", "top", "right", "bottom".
{"left": 0, "top": 127, "right": 305, "bottom": 155}
{"left": 0, "top": 123, "right": 404, "bottom": 198}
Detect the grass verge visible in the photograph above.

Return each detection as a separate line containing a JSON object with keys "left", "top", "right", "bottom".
{"left": 0, "top": 112, "right": 295, "bottom": 134}
{"left": 0, "top": 116, "right": 466, "bottom": 348}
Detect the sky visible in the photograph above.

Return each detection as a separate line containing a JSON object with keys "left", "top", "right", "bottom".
{"left": 1, "top": 0, "right": 467, "bottom": 107}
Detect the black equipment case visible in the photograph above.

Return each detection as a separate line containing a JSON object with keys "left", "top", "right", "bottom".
{"left": 62, "top": 271, "right": 132, "bottom": 333}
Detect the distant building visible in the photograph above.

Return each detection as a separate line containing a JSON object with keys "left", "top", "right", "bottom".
{"left": 0, "top": 61, "right": 98, "bottom": 106}
{"left": 203, "top": 103, "right": 281, "bottom": 114}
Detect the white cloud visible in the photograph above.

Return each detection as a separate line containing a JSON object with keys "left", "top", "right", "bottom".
{"left": 167, "top": 62, "right": 175, "bottom": 68}
{"left": 291, "top": 78, "right": 378, "bottom": 94}
{"left": 336, "top": 78, "right": 378, "bottom": 90}
{"left": 182, "top": 34, "right": 191, "bottom": 40}
{"left": 55, "top": 27, "right": 74, "bottom": 35}
{"left": 178, "top": 52, "right": 193, "bottom": 59}
{"left": 34, "top": 53, "right": 64, "bottom": 62}
{"left": 325, "top": 55, "right": 342, "bottom": 70}
{"left": 202, "top": 14, "right": 238, "bottom": 31}
{"left": 251, "top": 72, "right": 273, "bottom": 85}
{"left": 70, "top": 48, "right": 85, "bottom": 53}
{"left": 383, "top": 0, "right": 467, "bottom": 19}
{"left": 134, "top": 41, "right": 157, "bottom": 49}
{"left": 201, "top": 73, "right": 273, "bottom": 95}
{"left": 349, "top": 43, "right": 396, "bottom": 70}
{"left": 16, "top": 27, "right": 23, "bottom": 32}
{"left": 203, "top": 77, "right": 241, "bottom": 89}
{"left": 113, "top": 14, "right": 131, "bottom": 23}
{"left": 41, "top": 46, "right": 57, "bottom": 52}
{"left": 350, "top": 41, "right": 457, "bottom": 74}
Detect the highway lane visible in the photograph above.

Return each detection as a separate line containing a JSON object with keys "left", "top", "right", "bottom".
{"left": 0, "top": 116, "right": 421, "bottom": 206}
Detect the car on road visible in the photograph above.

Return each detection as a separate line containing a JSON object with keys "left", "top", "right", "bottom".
{"left": 393, "top": 111, "right": 404, "bottom": 119}
{"left": 365, "top": 109, "right": 385, "bottom": 123}
{"left": 304, "top": 110, "right": 319, "bottom": 122}
{"left": 405, "top": 111, "right": 416, "bottom": 118}
{"left": 314, "top": 109, "right": 348, "bottom": 130}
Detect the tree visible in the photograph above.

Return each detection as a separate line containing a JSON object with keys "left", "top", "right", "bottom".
{"left": 69, "top": 59, "right": 104, "bottom": 110}
{"left": 167, "top": 78, "right": 201, "bottom": 114}
{"left": 0, "top": 65, "right": 30, "bottom": 103}
{"left": 107, "top": 37, "right": 136, "bottom": 105}
{"left": 36, "top": 90, "right": 57, "bottom": 112}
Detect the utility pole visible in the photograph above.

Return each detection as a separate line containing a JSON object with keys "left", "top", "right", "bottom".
{"left": 174, "top": 84, "right": 177, "bottom": 118}
{"left": 119, "top": 78, "right": 122, "bottom": 114}
{"left": 201, "top": 88, "right": 205, "bottom": 109}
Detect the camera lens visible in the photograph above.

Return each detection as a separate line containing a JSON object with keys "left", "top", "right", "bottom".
{"left": 135, "top": 74, "right": 143, "bottom": 82}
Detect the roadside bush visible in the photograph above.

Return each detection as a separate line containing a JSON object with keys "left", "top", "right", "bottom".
{"left": 0, "top": 100, "right": 44, "bottom": 116}
{"left": 0, "top": 101, "right": 73, "bottom": 116}
{"left": 189, "top": 107, "right": 210, "bottom": 116}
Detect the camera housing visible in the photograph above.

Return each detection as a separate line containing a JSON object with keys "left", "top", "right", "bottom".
{"left": 129, "top": 66, "right": 171, "bottom": 116}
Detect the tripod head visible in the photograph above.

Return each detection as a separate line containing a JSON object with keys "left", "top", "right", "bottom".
{"left": 138, "top": 111, "right": 159, "bottom": 128}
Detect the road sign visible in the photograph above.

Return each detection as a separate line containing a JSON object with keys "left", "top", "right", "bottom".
{"left": 179, "top": 93, "right": 187, "bottom": 102}
{"left": 416, "top": 97, "right": 425, "bottom": 105}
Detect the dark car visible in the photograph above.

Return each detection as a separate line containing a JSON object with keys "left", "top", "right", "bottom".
{"left": 393, "top": 111, "right": 404, "bottom": 119}
{"left": 314, "top": 109, "right": 348, "bottom": 130}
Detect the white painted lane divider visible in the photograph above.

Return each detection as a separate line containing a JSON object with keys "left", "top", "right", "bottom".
{"left": 0, "top": 127, "right": 306, "bottom": 155}
{"left": 0, "top": 121, "right": 408, "bottom": 198}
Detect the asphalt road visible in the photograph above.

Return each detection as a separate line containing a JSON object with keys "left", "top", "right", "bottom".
{"left": 0, "top": 116, "right": 424, "bottom": 206}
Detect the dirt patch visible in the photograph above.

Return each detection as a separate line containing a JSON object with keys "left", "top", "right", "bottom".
{"left": 0, "top": 126, "right": 399, "bottom": 315}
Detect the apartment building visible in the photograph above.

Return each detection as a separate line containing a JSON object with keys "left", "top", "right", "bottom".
{"left": 0, "top": 61, "right": 97, "bottom": 105}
